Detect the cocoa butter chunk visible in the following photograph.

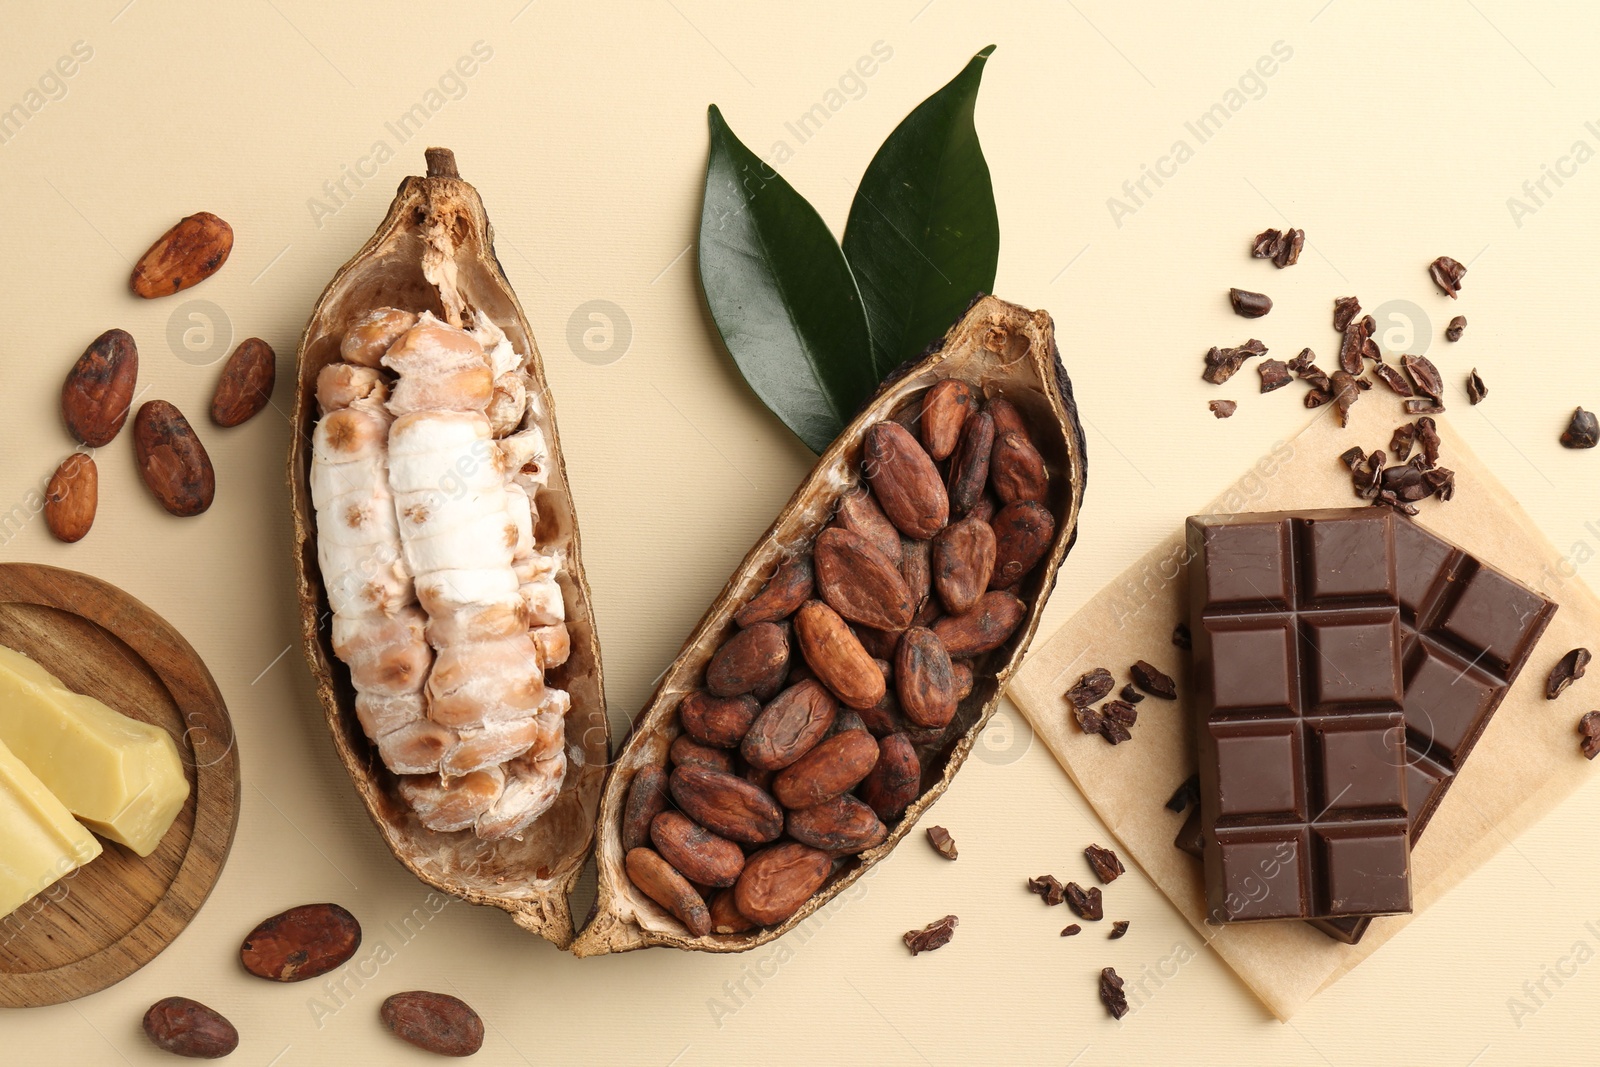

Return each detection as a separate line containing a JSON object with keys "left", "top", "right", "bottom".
{"left": 1129, "top": 660, "right": 1177, "bottom": 699}
{"left": 1108, "top": 920, "right": 1130, "bottom": 940}
{"left": 1065, "top": 668, "right": 1114, "bottom": 709}
{"left": 1084, "top": 844, "right": 1124, "bottom": 884}
{"left": 1099, "top": 967, "right": 1130, "bottom": 1019}
{"left": 926, "top": 825, "right": 958, "bottom": 860}
{"left": 903, "top": 914, "right": 958, "bottom": 956}
{"left": 1027, "top": 874, "right": 1067, "bottom": 906}
{"left": 1065, "top": 882, "right": 1103, "bottom": 921}
{"left": 1547, "top": 648, "right": 1591, "bottom": 699}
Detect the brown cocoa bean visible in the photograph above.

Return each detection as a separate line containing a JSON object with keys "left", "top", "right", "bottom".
{"left": 786, "top": 794, "right": 888, "bottom": 854}
{"left": 626, "top": 847, "right": 712, "bottom": 936}
{"left": 705, "top": 621, "right": 789, "bottom": 698}
{"left": 741, "top": 679, "right": 836, "bottom": 770}
{"left": 622, "top": 765, "right": 669, "bottom": 851}
{"left": 920, "top": 378, "right": 977, "bottom": 460}
{"left": 968, "top": 495, "right": 998, "bottom": 524}
{"left": 986, "top": 396, "right": 1028, "bottom": 438}
{"left": 858, "top": 733, "right": 922, "bottom": 820}
{"left": 210, "top": 337, "right": 276, "bottom": 427}
{"left": 952, "top": 659, "right": 975, "bottom": 701}
{"left": 142, "top": 996, "right": 239, "bottom": 1059}
{"left": 831, "top": 486, "right": 903, "bottom": 566}
{"left": 742, "top": 763, "right": 775, "bottom": 791}
{"left": 832, "top": 709, "right": 867, "bottom": 735}
{"left": 990, "top": 499, "right": 1056, "bottom": 588}
{"left": 709, "top": 889, "right": 758, "bottom": 934}
{"left": 380, "top": 991, "right": 485, "bottom": 1058}
{"left": 932, "top": 590, "right": 1027, "bottom": 656}
{"left": 240, "top": 902, "right": 361, "bottom": 981}
{"left": 814, "top": 527, "right": 914, "bottom": 631}
{"left": 43, "top": 453, "right": 97, "bottom": 543}
{"left": 61, "top": 328, "right": 138, "bottom": 447}
{"left": 669, "top": 766, "right": 783, "bottom": 844}
{"left": 734, "top": 842, "right": 833, "bottom": 925}
{"left": 134, "top": 401, "right": 215, "bottom": 517}
{"left": 651, "top": 810, "right": 745, "bottom": 887}
{"left": 854, "top": 625, "right": 901, "bottom": 661}
{"left": 990, "top": 430, "right": 1049, "bottom": 504}
{"left": 932, "top": 517, "right": 997, "bottom": 614}
{"left": 670, "top": 734, "right": 735, "bottom": 774}
{"left": 863, "top": 421, "right": 947, "bottom": 539}
{"left": 858, "top": 688, "right": 907, "bottom": 738}
{"left": 772, "top": 728, "right": 879, "bottom": 809}
{"left": 678, "top": 691, "right": 758, "bottom": 748}
{"left": 946, "top": 410, "right": 995, "bottom": 517}
{"left": 900, "top": 537, "right": 933, "bottom": 620}
{"left": 896, "top": 627, "right": 958, "bottom": 728}
{"left": 794, "top": 600, "right": 886, "bottom": 710}
{"left": 735, "top": 554, "right": 814, "bottom": 627}
{"left": 131, "top": 211, "right": 234, "bottom": 298}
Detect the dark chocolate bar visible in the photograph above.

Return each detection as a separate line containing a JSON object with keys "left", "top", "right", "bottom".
{"left": 1188, "top": 509, "right": 1412, "bottom": 923}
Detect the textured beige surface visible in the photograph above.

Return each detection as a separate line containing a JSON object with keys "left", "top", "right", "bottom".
{"left": 1, "top": 0, "right": 1596, "bottom": 1062}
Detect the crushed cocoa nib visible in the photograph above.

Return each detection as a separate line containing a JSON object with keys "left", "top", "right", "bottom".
{"left": 1350, "top": 449, "right": 1385, "bottom": 500}
{"left": 1258, "top": 358, "right": 1293, "bottom": 393}
{"left": 1066, "top": 668, "right": 1116, "bottom": 708}
{"left": 1372, "top": 361, "right": 1414, "bottom": 397}
{"left": 1404, "top": 397, "right": 1446, "bottom": 416}
{"left": 1229, "top": 288, "right": 1273, "bottom": 318}
{"left": 1402, "top": 354, "right": 1444, "bottom": 400}
{"left": 1424, "top": 467, "right": 1455, "bottom": 500}
{"left": 1416, "top": 417, "right": 1441, "bottom": 467}
{"left": 1101, "top": 700, "right": 1138, "bottom": 727}
{"left": 1338, "top": 318, "right": 1372, "bottom": 375}
{"left": 1065, "top": 883, "right": 1104, "bottom": 921}
{"left": 1119, "top": 683, "right": 1144, "bottom": 704}
{"left": 1330, "top": 371, "right": 1363, "bottom": 427}
{"left": 1099, "top": 717, "right": 1133, "bottom": 745}
{"left": 1130, "top": 660, "right": 1177, "bottom": 699}
{"left": 1209, "top": 400, "right": 1237, "bottom": 419}
{"left": 1286, "top": 347, "right": 1316, "bottom": 374}
{"left": 1390, "top": 423, "right": 1416, "bottom": 461}
{"left": 1467, "top": 369, "right": 1487, "bottom": 405}
{"left": 926, "top": 825, "right": 959, "bottom": 860}
{"left": 1547, "top": 648, "right": 1592, "bottom": 700}
{"left": 1171, "top": 623, "right": 1192, "bottom": 650}
{"left": 1579, "top": 712, "right": 1600, "bottom": 760}
{"left": 1074, "top": 704, "right": 1107, "bottom": 737}
{"left": 1028, "top": 875, "right": 1068, "bottom": 906}
{"left": 1084, "top": 844, "right": 1125, "bottom": 884}
{"left": 1304, "top": 390, "right": 1333, "bottom": 409}
{"left": 1338, "top": 445, "right": 1367, "bottom": 471}
{"left": 1109, "top": 921, "right": 1130, "bottom": 940}
{"left": 1429, "top": 255, "right": 1467, "bottom": 297}
{"left": 1202, "top": 339, "right": 1267, "bottom": 385}
{"left": 1099, "top": 967, "right": 1129, "bottom": 1019}
{"left": 1251, "top": 228, "right": 1282, "bottom": 259}
{"left": 1165, "top": 773, "right": 1200, "bottom": 813}
{"left": 1446, "top": 315, "right": 1467, "bottom": 342}
{"left": 904, "top": 915, "right": 958, "bottom": 955}
{"left": 1375, "top": 489, "right": 1420, "bottom": 516}
{"left": 1060, "top": 924, "right": 1082, "bottom": 937}
{"left": 1333, "top": 296, "right": 1361, "bottom": 333}
{"left": 1250, "top": 227, "right": 1304, "bottom": 266}
{"left": 1380, "top": 462, "right": 1430, "bottom": 503}
{"left": 1561, "top": 408, "right": 1599, "bottom": 449}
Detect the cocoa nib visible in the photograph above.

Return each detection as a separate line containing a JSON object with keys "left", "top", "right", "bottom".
{"left": 1084, "top": 844, "right": 1124, "bottom": 884}
{"left": 1579, "top": 712, "right": 1600, "bottom": 760}
{"left": 1109, "top": 920, "right": 1131, "bottom": 940}
{"left": 1202, "top": 339, "right": 1267, "bottom": 385}
{"left": 1061, "top": 924, "right": 1082, "bottom": 937}
{"left": 1372, "top": 361, "right": 1414, "bottom": 397}
{"left": 1066, "top": 668, "right": 1115, "bottom": 708}
{"left": 1467, "top": 369, "right": 1488, "bottom": 405}
{"left": 1561, "top": 408, "right": 1599, "bottom": 449}
{"left": 1209, "top": 400, "right": 1237, "bottom": 419}
{"left": 1229, "top": 288, "right": 1272, "bottom": 318}
{"left": 926, "top": 825, "right": 959, "bottom": 860}
{"left": 1446, "top": 315, "right": 1467, "bottom": 342}
{"left": 1329, "top": 371, "right": 1363, "bottom": 427}
{"left": 1258, "top": 358, "right": 1293, "bottom": 393}
{"left": 1547, "top": 648, "right": 1591, "bottom": 700}
{"left": 1429, "top": 255, "right": 1467, "bottom": 297}
{"left": 1129, "top": 660, "right": 1177, "bottom": 699}
{"left": 1065, "top": 882, "right": 1104, "bottom": 921}
{"left": 1171, "top": 623, "right": 1192, "bottom": 650}
{"left": 1390, "top": 423, "right": 1416, "bottom": 461}
{"left": 1333, "top": 296, "right": 1361, "bottom": 333}
{"left": 1119, "top": 684, "right": 1144, "bottom": 704}
{"left": 1402, "top": 354, "right": 1444, "bottom": 401}
{"left": 1028, "top": 874, "right": 1068, "bottom": 906}
{"left": 1099, "top": 967, "right": 1130, "bottom": 1019}
{"left": 904, "top": 914, "right": 958, "bottom": 956}
{"left": 1416, "top": 417, "right": 1441, "bottom": 467}
{"left": 1251, "top": 227, "right": 1304, "bottom": 267}
{"left": 1165, "top": 773, "right": 1200, "bottom": 813}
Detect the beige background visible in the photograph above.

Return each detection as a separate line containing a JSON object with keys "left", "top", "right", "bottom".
{"left": 1, "top": 0, "right": 1596, "bottom": 1062}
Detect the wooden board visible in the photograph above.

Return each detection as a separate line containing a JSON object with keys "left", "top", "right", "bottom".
{"left": 0, "top": 564, "right": 239, "bottom": 1008}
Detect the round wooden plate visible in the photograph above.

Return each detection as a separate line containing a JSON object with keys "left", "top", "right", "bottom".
{"left": 0, "top": 564, "right": 239, "bottom": 1008}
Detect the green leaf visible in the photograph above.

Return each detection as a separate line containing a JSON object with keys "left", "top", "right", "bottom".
{"left": 698, "top": 105, "right": 877, "bottom": 454}
{"left": 843, "top": 45, "right": 1000, "bottom": 378}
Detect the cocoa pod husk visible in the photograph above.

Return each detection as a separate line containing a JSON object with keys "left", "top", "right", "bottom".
{"left": 946, "top": 410, "right": 995, "bottom": 518}
{"left": 785, "top": 794, "right": 888, "bottom": 854}
{"left": 669, "top": 766, "right": 783, "bottom": 844}
{"left": 380, "top": 991, "right": 486, "bottom": 1058}
{"left": 709, "top": 888, "right": 758, "bottom": 934}
{"left": 863, "top": 421, "right": 947, "bottom": 539}
{"left": 131, "top": 211, "right": 234, "bottom": 298}
{"left": 651, "top": 810, "right": 745, "bottom": 888}
{"left": 61, "top": 328, "right": 138, "bottom": 447}
{"left": 771, "top": 728, "right": 879, "bottom": 809}
{"left": 240, "top": 902, "right": 361, "bottom": 982}
{"left": 989, "top": 500, "right": 1056, "bottom": 589}
{"left": 626, "top": 847, "right": 711, "bottom": 936}
{"left": 932, "top": 591, "right": 1027, "bottom": 656}
{"left": 858, "top": 733, "right": 921, "bottom": 820}
{"left": 920, "top": 378, "right": 977, "bottom": 460}
{"left": 741, "top": 679, "right": 837, "bottom": 770}
{"left": 142, "top": 997, "right": 239, "bottom": 1059}
{"left": 705, "top": 621, "right": 789, "bottom": 698}
{"left": 794, "top": 600, "right": 886, "bottom": 710}
{"left": 990, "top": 429, "right": 1049, "bottom": 504}
{"left": 814, "top": 527, "right": 914, "bottom": 631}
{"left": 678, "top": 691, "right": 758, "bottom": 748}
{"left": 734, "top": 842, "right": 833, "bottom": 925}
{"left": 44, "top": 453, "right": 98, "bottom": 544}
{"left": 895, "top": 627, "right": 958, "bottom": 728}
{"left": 831, "top": 486, "right": 903, "bottom": 566}
{"left": 669, "top": 735, "right": 735, "bottom": 774}
{"left": 735, "top": 554, "right": 814, "bottom": 627}
{"left": 622, "top": 766, "right": 669, "bottom": 852}
{"left": 932, "top": 517, "right": 997, "bottom": 614}
{"left": 134, "top": 400, "right": 215, "bottom": 517}
{"left": 210, "top": 337, "right": 277, "bottom": 427}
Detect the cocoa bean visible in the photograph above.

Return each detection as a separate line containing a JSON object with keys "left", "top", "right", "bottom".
{"left": 900, "top": 537, "right": 933, "bottom": 621}
{"left": 814, "top": 527, "right": 914, "bottom": 631}
{"left": 43, "top": 453, "right": 97, "bottom": 543}
{"left": 896, "top": 627, "right": 958, "bottom": 728}
{"left": 705, "top": 621, "right": 789, "bottom": 698}
{"left": 932, "top": 591, "right": 1027, "bottom": 656}
{"left": 678, "top": 691, "right": 758, "bottom": 748}
{"left": 380, "top": 991, "right": 485, "bottom": 1058}
{"left": 772, "top": 728, "right": 879, "bottom": 809}
{"left": 651, "top": 810, "right": 745, "bottom": 887}
{"left": 989, "top": 500, "right": 1055, "bottom": 589}
{"left": 622, "top": 765, "right": 669, "bottom": 851}
{"left": 831, "top": 486, "right": 903, "bottom": 566}
{"left": 932, "top": 517, "right": 997, "bottom": 614}
{"left": 741, "top": 763, "right": 775, "bottom": 791}
{"left": 670, "top": 734, "right": 735, "bottom": 774}
{"left": 240, "top": 902, "right": 361, "bottom": 981}
{"left": 853, "top": 625, "right": 902, "bottom": 662}
{"left": 669, "top": 766, "right": 783, "bottom": 844}
{"left": 794, "top": 600, "right": 886, "bottom": 710}
{"left": 735, "top": 554, "right": 814, "bottom": 627}
{"left": 142, "top": 997, "right": 239, "bottom": 1059}
{"left": 859, "top": 733, "right": 922, "bottom": 820}
{"left": 946, "top": 410, "right": 995, "bottom": 517}
{"left": 131, "top": 212, "right": 234, "bottom": 298}
{"left": 786, "top": 794, "right": 888, "bottom": 854}
{"left": 985, "top": 396, "right": 1028, "bottom": 438}
{"left": 920, "top": 378, "right": 977, "bottom": 460}
{"left": 61, "top": 328, "right": 138, "bottom": 447}
{"left": 968, "top": 495, "right": 998, "bottom": 524}
{"left": 709, "top": 889, "right": 758, "bottom": 934}
{"left": 990, "top": 430, "right": 1049, "bottom": 504}
{"left": 134, "top": 401, "right": 215, "bottom": 517}
{"left": 863, "top": 421, "right": 947, "bottom": 539}
{"left": 734, "top": 842, "right": 833, "bottom": 925}
{"left": 626, "top": 846, "right": 711, "bottom": 936}
{"left": 952, "top": 659, "right": 975, "bottom": 701}
{"left": 210, "top": 337, "right": 276, "bottom": 427}
{"left": 741, "top": 679, "right": 837, "bottom": 770}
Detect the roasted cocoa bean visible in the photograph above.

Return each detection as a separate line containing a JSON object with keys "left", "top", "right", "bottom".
{"left": 734, "top": 842, "right": 833, "bottom": 925}
{"left": 678, "top": 691, "right": 759, "bottom": 748}
{"left": 985, "top": 396, "right": 1028, "bottom": 439}
{"left": 134, "top": 400, "right": 215, "bottom": 517}
{"left": 210, "top": 337, "right": 276, "bottom": 427}
{"left": 741, "top": 679, "right": 837, "bottom": 770}
{"left": 131, "top": 212, "right": 234, "bottom": 298}
{"left": 380, "top": 991, "right": 485, "bottom": 1058}
{"left": 669, "top": 766, "right": 784, "bottom": 844}
{"left": 989, "top": 429, "right": 1049, "bottom": 504}
{"left": 853, "top": 624, "right": 902, "bottom": 661}
{"left": 932, "top": 591, "right": 1027, "bottom": 656}
{"left": 794, "top": 600, "right": 886, "bottom": 710}
{"left": 62, "top": 328, "right": 138, "bottom": 447}
{"left": 785, "top": 794, "right": 888, "bottom": 854}
{"left": 142, "top": 997, "right": 239, "bottom": 1059}
{"left": 626, "top": 846, "right": 712, "bottom": 936}
{"left": 240, "top": 902, "right": 361, "bottom": 982}
{"left": 651, "top": 810, "right": 746, "bottom": 887}
{"left": 895, "top": 627, "right": 958, "bottom": 728}
{"left": 900, "top": 537, "right": 934, "bottom": 622}
{"left": 951, "top": 659, "right": 975, "bottom": 701}
{"left": 43, "top": 453, "right": 97, "bottom": 543}
{"left": 920, "top": 378, "right": 977, "bottom": 460}
{"left": 988, "top": 499, "right": 1055, "bottom": 588}
{"left": 831, "top": 486, "right": 904, "bottom": 565}
{"left": 858, "top": 732, "right": 921, "bottom": 820}
{"left": 709, "top": 888, "right": 758, "bottom": 934}
{"left": 946, "top": 410, "right": 995, "bottom": 517}
{"left": 771, "top": 728, "right": 879, "bottom": 809}
{"left": 622, "top": 765, "right": 669, "bottom": 851}
{"left": 705, "top": 621, "right": 789, "bottom": 698}
{"left": 670, "top": 734, "right": 736, "bottom": 774}
{"left": 932, "top": 517, "right": 997, "bottom": 614}
{"left": 814, "top": 527, "right": 914, "bottom": 631}
{"left": 863, "top": 421, "right": 948, "bottom": 539}
{"left": 735, "top": 554, "right": 814, "bottom": 627}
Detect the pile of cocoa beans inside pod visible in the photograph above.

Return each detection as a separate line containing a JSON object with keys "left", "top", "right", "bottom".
{"left": 622, "top": 379, "right": 1057, "bottom": 935}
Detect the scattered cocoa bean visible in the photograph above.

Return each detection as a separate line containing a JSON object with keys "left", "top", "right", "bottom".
{"left": 210, "top": 337, "right": 276, "bottom": 427}
{"left": 988, "top": 500, "right": 1054, "bottom": 589}
{"left": 622, "top": 765, "right": 669, "bottom": 851}
{"left": 895, "top": 627, "right": 958, "bottom": 728}
{"left": 134, "top": 400, "right": 215, "bottom": 517}
{"left": 903, "top": 914, "right": 958, "bottom": 955}
{"left": 932, "top": 517, "right": 996, "bottom": 614}
{"left": 709, "top": 889, "right": 758, "bottom": 934}
{"left": 741, "top": 678, "right": 837, "bottom": 770}
{"left": 669, "top": 766, "right": 783, "bottom": 845}
{"left": 62, "top": 328, "right": 138, "bottom": 446}
{"left": 814, "top": 527, "right": 915, "bottom": 631}
{"left": 735, "top": 555, "right": 814, "bottom": 627}
{"left": 142, "top": 997, "right": 239, "bottom": 1059}
{"left": 786, "top": 794, "right": 888, "bottom": 854}
{"left": 946, "top": 410, "right": 995, "bottom": 518}
{"left": 989, "top": 430, "right": 1048, "bottom": 505}
{"left": 131, "top": 212, "right": 234, "bottom": 298}
{"left": 794, "top": 600, "right": 886, "bottom": 710}
{"left": 44, "top": 453, "right": 98, "bottom": 543}
{"left": 931, "top": 591, "right": 1026, "bottom": 656}
{"left": 857, "top": 732, "right": 921, "bottom": 820}
{"left": 380, "top": 991, "right": 485, "bottom": 1058}
{"left": 772, "top": 729, "right": 879, "bottom": 809}
{"left": 705, "top": 621, "right": 789, "bottom": 698}
{"left": 920, "top": 378, "right": 977, "bottom": 460}
{"left": 678, "top": 691, "right": 759, "bottom": 748}
{"left": 669, "top": 734, "right": 736, "bottom": 774}
{"left": 831, "top": 486, "right": 904, "bottom": 565}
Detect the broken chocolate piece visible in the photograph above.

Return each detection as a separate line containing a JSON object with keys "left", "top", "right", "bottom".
{"left": 1066, "top": 668, "right": 1115, "bottom": 708}
{"left": 926, "top": 825, "right": 958, "bottom": 860}
{"left": 1547, "top": 648, "right": 1591, "bottom": 700}
{"left": 1108, "top": 920, "right": 1130, "bottom": 939}
{"left": 1467, "top": 369, "right": 1487, "bottom": 405}
{"left": 1229, "top": 288, "right": 1273, "bottom": 318}
{"left": 1099, "top": 968, "right": 1129, "bottom": 1019}
{"left": 1446, "top": 315, "right": 1467, "bottom": 342}
{"left": 1561, "top": 408, "right": 1598, "bottom": 449}
{"left": 1084, "top": 844, "right": 1124, "bottom": 884}
{"left": 1129, "top": 660, "right": 1177, "bottom": 699}
{"left": 1429, "top": 255, "right": 1466, "bottom": 297}
{"left": 1210, "top": 399, "right": 1237, "bottom": 419}
{"left": 1028, "top": 875, "right": 1067, "bottom": 906}
{"left": 1165, "top": 773, "right": 1200, "bottom": 813}
{"left": 1065, "top": 882, "right": 1104, "bottom": 921}
{"left": 904, "top": 914, "right": 958, "bottom": 955}
{"left": 1258, "top": 358, "right": 1293, "bottom": 393}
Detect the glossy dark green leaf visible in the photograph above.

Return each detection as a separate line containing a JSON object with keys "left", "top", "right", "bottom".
{"left": 698, "top": 105, "right": 876, "bottom": 454}
{"left": 843, "top": 45, "right": 999, "bottom": 378}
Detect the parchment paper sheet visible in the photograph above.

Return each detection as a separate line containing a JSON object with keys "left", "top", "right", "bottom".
{"left": 1007, "top": 396, "right": 1600, "bottom": 1020}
